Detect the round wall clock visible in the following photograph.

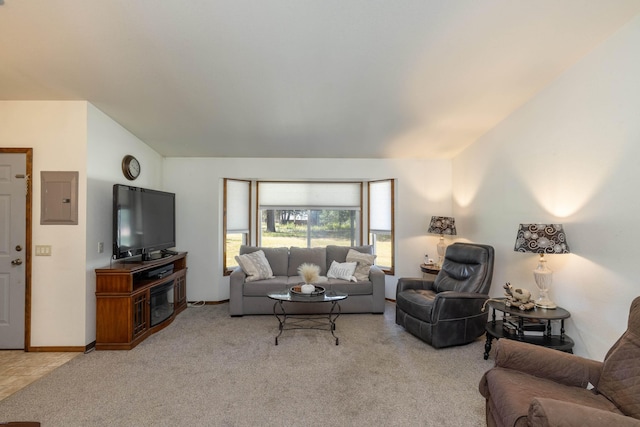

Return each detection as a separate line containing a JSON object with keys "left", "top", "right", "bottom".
{"left": 121, "top": 155, "right": 141, "bottom": 180}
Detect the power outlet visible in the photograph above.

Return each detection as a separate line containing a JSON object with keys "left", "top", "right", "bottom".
{"left": 35, "top": 245, "right": 52, "bottom": 256}
{"left": 98, "top": 242, "right": 104, "bottom": 253}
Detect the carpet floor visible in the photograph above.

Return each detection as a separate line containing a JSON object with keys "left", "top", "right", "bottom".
{"left": 0, "top": 301, "right": 494, "bottom": 426}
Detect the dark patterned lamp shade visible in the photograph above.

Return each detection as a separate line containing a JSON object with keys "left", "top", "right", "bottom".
{"left": 514, "top": 224, "right": 570, "bottom": 254}
{"left": 514, "top": 224, "right": 570, "bottom": 309}
{"left": 428, "top": 216, "right": 457, "bottom": 236}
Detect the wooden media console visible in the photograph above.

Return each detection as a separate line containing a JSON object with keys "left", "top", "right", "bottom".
{"left": 95, "top": 252, "right": 187, "bottom": 350}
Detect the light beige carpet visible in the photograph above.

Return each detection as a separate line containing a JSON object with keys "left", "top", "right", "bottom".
{"left": 0, "top": 301, "right": 494, "bottom": 426}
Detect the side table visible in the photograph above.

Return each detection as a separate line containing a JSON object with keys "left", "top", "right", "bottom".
{"left": 420, "top": 263, "right": 440, "bottom": 279}
{"left": 483, "top": 299, "right": 574, "bottom": 360}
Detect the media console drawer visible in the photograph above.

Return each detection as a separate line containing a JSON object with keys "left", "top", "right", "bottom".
{"left": 95, "top": 252, "right": 187, "bottom": 350}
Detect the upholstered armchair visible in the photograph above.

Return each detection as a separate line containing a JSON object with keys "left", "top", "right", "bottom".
{"left": 479, "top": 296, "right": 640, "bottom": 427}
{"left": 395, "top": 243, "right": 495, "bottom": 348}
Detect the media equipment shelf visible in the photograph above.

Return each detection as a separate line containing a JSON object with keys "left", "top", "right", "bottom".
{"left": 95, "top": 252, "right": 187, "bottom": 350}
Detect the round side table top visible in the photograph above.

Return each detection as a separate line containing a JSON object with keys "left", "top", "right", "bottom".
{"left": 485, "top": 298, "right": 570, "bottom": 320}
{"left": 420, "top": 263, "right": 441, "bottom": 275}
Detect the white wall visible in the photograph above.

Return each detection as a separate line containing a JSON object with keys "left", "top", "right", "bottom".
{"left": 0, "top": 102, "right": 449, "bottom": 346}
{"left": 452, "top": 15, "right": 640, "bottom": 360}
{"left": 0, "top": 101, "right": 164, "bottom": 348}
{"left": 163, "top": 158, "right": 452, "bottom": 302}
{"left": 86, "top": 103, "right": 164, "bottom": 345}
{"left": 14, "top": 16, "right": 639, "bottom": 354}
{"left": 0, "top": 101, "right": 88, "bottom": 347}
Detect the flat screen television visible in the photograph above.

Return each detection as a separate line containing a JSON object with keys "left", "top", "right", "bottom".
{"left": 113, "top": 184, "right": 176, "bottom": 261}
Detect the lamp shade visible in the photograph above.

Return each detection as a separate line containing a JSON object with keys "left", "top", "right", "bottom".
{"left": 514, "top": 224, "right": 570, "bottom": 254}
{"left": 428, "top": 216, "right": 457, "bottom": 236}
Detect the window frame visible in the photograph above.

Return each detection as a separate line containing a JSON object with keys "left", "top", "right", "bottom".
{"left": 223, "top": 178, "right": 252, "bottom": 276}
{"left": 368, "top": 179, "right": 395, "bottom": 275}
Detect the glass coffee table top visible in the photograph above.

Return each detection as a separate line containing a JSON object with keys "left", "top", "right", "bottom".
{"left": 267, "top": 289, "right": 348, "bottom": 303}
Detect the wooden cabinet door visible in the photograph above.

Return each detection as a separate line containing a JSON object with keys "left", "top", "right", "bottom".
{"left": 132, "top": 289, "right": 149, "bottom": 341}
{"left": 174, "top": 272, "right": 187, "bottom": 312}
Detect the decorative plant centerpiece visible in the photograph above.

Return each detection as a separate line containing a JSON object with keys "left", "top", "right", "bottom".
{"left": 298, "top": 263, "right": 320, "bottom": 294}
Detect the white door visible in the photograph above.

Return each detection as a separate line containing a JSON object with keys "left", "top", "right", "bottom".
{"left": 0, "top": 152, "right": 27, "bottom": 349}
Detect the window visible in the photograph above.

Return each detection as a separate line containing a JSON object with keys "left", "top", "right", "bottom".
{"left": 223, "top": 178, "right": 395, "bottom": 275}
{"left": 223, "top": 179, "right": 251, "bottom": 274}
{"left": 258, "top": 182, "right": 362, "bottom": 248}
{"left": 368, "top": 179, "right": 395, "bottom": 274}
{"left": 260, "top": 209, "right": 360, "bottom": 248}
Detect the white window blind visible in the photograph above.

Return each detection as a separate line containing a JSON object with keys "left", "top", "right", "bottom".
{"left": 226, "top": 179, "right": 250, "bottom": 232}
{"left": 258, "top": 182, "right": 361, "bottom": 210}
{"left": 369, "top": 180, "right": 392, "bottom": 232}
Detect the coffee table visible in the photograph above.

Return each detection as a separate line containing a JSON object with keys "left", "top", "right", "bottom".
{"left": 267, "top": 289, "right": 348, "bottom": 345}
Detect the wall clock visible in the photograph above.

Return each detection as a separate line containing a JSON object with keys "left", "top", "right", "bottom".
{"left": 121, "top": 155, "right": 141, "bottom": 180}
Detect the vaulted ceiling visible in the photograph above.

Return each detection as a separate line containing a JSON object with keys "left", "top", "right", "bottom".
{"left": 1, "top": 1, "right": 639, "bottom": 158}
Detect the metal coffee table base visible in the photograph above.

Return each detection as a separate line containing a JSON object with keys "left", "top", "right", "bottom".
{"left": 272, "top": 300, "right": 342, "bottom": 345}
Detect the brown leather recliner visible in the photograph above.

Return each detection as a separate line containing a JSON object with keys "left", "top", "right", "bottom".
{"left": 479, "top": 296, "right": 640, "bottom": 427}
{"left": 395, "top": 243, "right": 495, "bottom": 348}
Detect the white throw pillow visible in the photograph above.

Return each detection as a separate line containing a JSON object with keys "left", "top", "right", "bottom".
{"left": 326, "top": 261, "right": 357, "bottom": 282}
{"left": 235, "top": 250, "right": 275, "bottom": 282}
{"left": 346, "top": 249, "right": 376, "bottom": 281}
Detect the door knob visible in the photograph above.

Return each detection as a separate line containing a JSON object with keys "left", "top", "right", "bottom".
{"left": 11, "top": 258, "right": 23, "bottom": 266}
{"left": 15, "top": 245, "right": 23, "bottom": 252}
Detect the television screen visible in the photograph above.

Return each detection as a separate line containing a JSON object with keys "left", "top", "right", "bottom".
{"left": 113, "top": 184, "right": 176, "bottom": 260}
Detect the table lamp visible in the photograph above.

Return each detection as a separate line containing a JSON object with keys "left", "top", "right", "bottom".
{"left": 514, "top": 224, "right": 570, "bottom": 309}
{"left": 428, "top": 216, "right": 457, "bottom": 267}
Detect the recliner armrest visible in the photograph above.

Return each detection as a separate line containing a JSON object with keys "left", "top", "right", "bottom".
{"left": 431, "top": 291, "right": 489, "bottom": 320}
{"left": 494, "top": 339, "right": 602, "bottom": 388}
{"left": 396, "top": 277, "right": 434, "bottom": 296}
{"left": 528, "top": 397, "right": 640, "bottom": 427}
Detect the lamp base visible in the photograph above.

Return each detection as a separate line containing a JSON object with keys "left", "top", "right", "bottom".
{"left": 436, "top": 236, "right": 445, "bottom": 268}
{"left": 533, "top": 254, "right": 556, "bottom": 309}
{"left": 534, "top": 298, "right": 557, "bottom": 309}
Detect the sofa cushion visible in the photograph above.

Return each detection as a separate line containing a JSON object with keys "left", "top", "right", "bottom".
{"left": 235, "top": 250, "right": 275, "bottom": 282}
{"left": 239, "top": 246, "right": 289, "bottom": 276}
{"left": 597, "top": 331, "right": 640, "bottom": 418}
{"left": 326, "top": 245, "right": 373, "bottom": 265}
{"left": 243, "top": 277, "right": 290, "bottom": 296}
{"left": 288, "top": 247, "right": 327, "bottom": 276}
{"left": 396, "top": 289, "right": 436, "bottom": 322}
{"left": 327, "top": 261, "right": 357, "bottom": 281}
{"left": 346, "top": 249, "right": 376, "bottom": 281}
{"left": 325, "top": 279, "right": 373, "bottom": 295}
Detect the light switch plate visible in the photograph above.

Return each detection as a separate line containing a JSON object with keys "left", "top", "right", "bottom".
{"left": 35, "top": 245, "right": 52, "bottom": 256}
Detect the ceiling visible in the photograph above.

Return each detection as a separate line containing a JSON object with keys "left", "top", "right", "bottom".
{"left": 1, "top": 1, "right": 639, "bottom": 159}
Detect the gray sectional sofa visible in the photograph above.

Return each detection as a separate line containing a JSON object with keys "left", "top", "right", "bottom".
{"left": 229, "top": 245, "right": 386, "bottom": 316}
